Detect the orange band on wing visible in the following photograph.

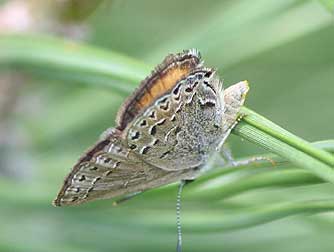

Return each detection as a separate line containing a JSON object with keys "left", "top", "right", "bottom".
{"left": 135, "top": 66, "right": 191, "bottom": 110}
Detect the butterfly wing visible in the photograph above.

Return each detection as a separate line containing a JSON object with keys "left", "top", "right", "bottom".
{"left": 53, "top": 128, "right": 195, "bottom": 206}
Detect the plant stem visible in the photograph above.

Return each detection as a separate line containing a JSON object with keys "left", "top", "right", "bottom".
{"left": 239, "top": 107, "right": 334, "bottom": 166}
{"left": 233, "top": 110, "right": 334, "bottom": 183}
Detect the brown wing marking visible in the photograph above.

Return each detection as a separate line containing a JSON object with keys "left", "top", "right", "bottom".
{"left": 116, "top": 49, "right": 202, "bottom": 130}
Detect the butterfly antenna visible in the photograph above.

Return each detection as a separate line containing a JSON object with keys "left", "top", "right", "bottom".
{"left": 176, "top": 180, "right": 186, "bottom": 252}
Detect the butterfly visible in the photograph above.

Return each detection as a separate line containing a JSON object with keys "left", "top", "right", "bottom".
{"left": 53, "top": 49, "right": 248, "bottom": 207}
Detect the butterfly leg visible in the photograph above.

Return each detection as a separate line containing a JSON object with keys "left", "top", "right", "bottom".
{"left": 220, "top": 145, "right": 275, "bottom": 168}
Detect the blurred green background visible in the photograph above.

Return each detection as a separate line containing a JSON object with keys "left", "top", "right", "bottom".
{"left": 0, "top": 0, "right": 334, "bottom": 251}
